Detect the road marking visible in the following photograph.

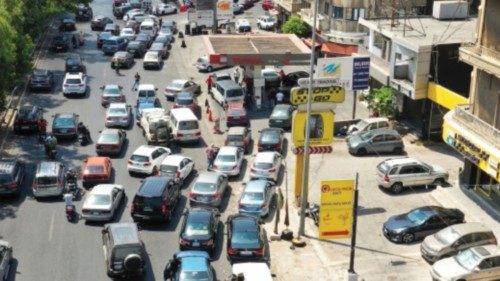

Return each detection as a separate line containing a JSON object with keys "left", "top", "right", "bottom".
{"left": 48, "top": 211, "right": 55, "bottom": 241}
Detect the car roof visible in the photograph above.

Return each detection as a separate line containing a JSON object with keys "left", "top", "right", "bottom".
{"left": 229, "top": 214, "right": 259, "bottom": 226}
{"left": 359, "top": 117, "right": 389, "bottom": 123}
{"left": 227, "top": 126, "right": 246, "bottom": 135}
{"left": 101, "top": 128, "right": 120, "bottom": 134}
{"left": 86, "top": 156, "right": 108, "bottom": 166}
{"left": 91, "top": 184, "right": 123, "bottom": 195}
{"left": 55, "top": 113, "right": 76, "bottom": 119}
{"left": 161, "top": 155, "right": 186, "bottom": 166}
{"left": 219, "top": 146, "right": 239, "bottom": 155}
{"left": 133, "top": 145, "right": 160, "bottom": 155}
{"left": 114, "top": 51, "right": 129, "bottom": 57}
{"left": 254, "top": 152, "right": 277, "bottom": 163}
{"left": 138, "top": 84, "right": 155, "bottom": 90}
{"left": 109, "top": 103, "right": 127, "bottom": 109}
{"left": 368, "top": 128, "right": 400, "bottom": 135}
{"left": 36, "top": 161, "right": 61, "bottom": 176}
{"left": 197, "top": 171, "right": 222, "bottom": 183}
{"left": 106, "top": 222, "right": 141, "bottom": 245}
{"left": 261, "top": 128, "right": 283, "bottom": 134}
{"left": 244, "top": 180, "right": 269, "bottom": 192}
{"left": 138, "top": 176, "right": 171, "bottom": 196}
{"left": 449, "top": 223, "right": 493, "bottom": 235}
{"left": 171, "top": 79, "right": 188, "bottom": 84}
{"left": 471, "top": 245, "right": 500, "bottom": 257}
{"left": 382, "top": 157, "right": 421, "bottom": 166}
{"left": 33, "top": 69, "right": 50, "bottom": 75}
{"left": 145, "top": 51, "right": 158, "bottom": 57}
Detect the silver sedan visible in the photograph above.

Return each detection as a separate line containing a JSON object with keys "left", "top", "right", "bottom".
{"left": 82, "top": 184, "right": 125, "bottom": 221}
{"left": 188, "top": 172, "right": 228, "bottom": 208}
{"left": 105, "top": 103, "right": 132, "bottom": 128}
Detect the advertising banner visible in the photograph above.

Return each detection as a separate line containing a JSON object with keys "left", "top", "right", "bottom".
{"left": 316, "top": 56, "right": 370, "bottom": 91}
{"left": 217, "top": 0, "right": 233, "bottom": 20}
{"left": 319, "top": 180, "right": 354, "bottom": 239}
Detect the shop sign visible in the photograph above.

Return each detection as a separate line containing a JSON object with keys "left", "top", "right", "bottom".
{"left": 290, "top": 86, "right": 345, "bottom": 105}
{"left": 319, "top": 180, "right": 354, "bottom": 239}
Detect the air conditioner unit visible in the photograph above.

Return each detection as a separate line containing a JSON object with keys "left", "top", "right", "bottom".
{"left": 433, "top": 1, "right": 468, "bottom": 20}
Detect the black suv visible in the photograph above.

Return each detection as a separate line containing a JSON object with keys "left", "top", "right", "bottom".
{"left": 76, "top": 4, "right": 93, "bottom": 21}
{"left": 179, "top": 207, "right": 220, "bottom": 254}
{"left": 126, "top": 41, "right": 147, "bottom": 58}
{"left": 91, "top": 16, "right": 114, "bottom": 31}
{"left": 65, "top": 55, "right": 85, "bottom": 73}
{"left": 0, "top": 159, "right": 25, "bottom": 196}
{"left": 59, "top": 17, "right": 76, "bottom": 32}
{"left": 28, "top": 69, "right": 53, "bottom": 91}
{"left": 131, "top": 176, "right": 181, "bottom": 222}
{"left": 14, "top": 105, "right": 43, "bottom": 134}
{"left": 51, "top": 33, "right": 78, "bottom": 52}
{"left": 102, "top": 222, "right": 147, "bottom": 278}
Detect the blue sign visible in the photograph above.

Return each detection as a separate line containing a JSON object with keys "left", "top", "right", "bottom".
{"left": 352, "top": 57, "right": 370, "bottom": 90}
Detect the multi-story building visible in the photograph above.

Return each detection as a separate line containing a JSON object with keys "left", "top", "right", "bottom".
{"left": 442, "top": 0, "right": 500, "bottom": 211}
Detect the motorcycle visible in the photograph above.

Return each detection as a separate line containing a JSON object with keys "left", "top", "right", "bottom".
{"left": 78, "top": 132, "right": 90, "bottom": 146}
{"left": 65, "top": 205, "right": 76, "bottom": 222}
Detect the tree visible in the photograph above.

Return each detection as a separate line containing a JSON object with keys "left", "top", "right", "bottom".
{"left": 0, "top": 5, "right": 18, "bottom": 109}
{"left": 282, "top": 16, "right": 311, "bottom": 38}
{"left": 364, "top": 86, "right": 395, "bottom": 117}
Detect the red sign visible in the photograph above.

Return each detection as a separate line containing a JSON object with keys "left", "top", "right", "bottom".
{"left": 292, "top": 146, "right": 332, "bottom": 155}
{"left": 321, "top": 230, "right": 350, "bottom": 236}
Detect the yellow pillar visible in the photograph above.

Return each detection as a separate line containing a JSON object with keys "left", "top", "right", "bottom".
{"left": 294, "top": 153, "right": 304, "bottom": 205}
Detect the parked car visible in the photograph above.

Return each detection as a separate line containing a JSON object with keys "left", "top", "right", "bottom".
{"left": 51, "top": 34, "right": 74, "bottom": 52}
{"left": 113, "top": 3, "right": 134, "bottom": 19}
{"left": 347, "top": 117, "right": 391, "bottom": 136}
{"left": 212, "top": 146, "right": 244, "bottom": 177}
{"left": 0, "top": 240, "right": 13, "bottom": 280}
{"left": 347, "top": 129, "right": 404, "bottom": 156}
{"left": 269, "top": 104, "right": 294, "bottom": 130}
{"left": 131, "top": 176, "right": 181, "bottom": 222}
{"left": 257, "top": 15, "right": 276, "bottom": 30}
{"left": 173, "top": 92, "right": 201, "bottom": 118}
{"left": 62, "top": 72, "right": 87, "bottom": 97}
{"left": 233, "top": 3, "right": 244, "bottom": 14}
{"left": 0, "top": 159, "right": 25, "bottom": 196}
{"left": 421, "top": 223, "right": 497, "bottom": 263}
{"left": 236, "top": 18, "right": 252, "bottom": 32}
{"left": 28, "top": 69, "right": 53, "bottom": 91}
{"left": 160, "top": 155, "right": 195, "bottom": 185}
{"left": 126, "top": 40, "right": 148, "bottom": 58}
{"left": 136, "top": 32, "right": 153, "bottom": 48}
{"left": 52, "top": 113, "right": 78, "bottom": 139}
{"left": 14, "top": 105, "right": 43, "bottom": 134}
{"left": 91, "top": 16, "right": 113, "bottom": 31}
{"left": 143, "top": 51, "right": 162, "bottom": 70}
{"left": 382, "top": 206, "right": 465, "bottom": 244}
{"left": 100, "top": 84, "right": 125, "bottom": 107}
{"left": 59, "top": 18, "right": 76, "bottom": 32}
{"left": 65, "top": 54, "right": 85, "bottom": 73}
{"left": 225, "top": 126, "right": 252, "bottom": 154}
{"left": 76, "top": 3, "right": 93, "bottom": 21}
{"left": 189, "top": 172, "right": 228, "bottom": 208}
{"left": 127, "top": 145, "right": 170, "bottom": 176}
{"left": 111, "top": 51, "right": 134, "bottom": 69}
{"left": 97, "top": 31, "right": 113, "bottom": 48}
{"left": 195, "top": 55, "right": 226, "bottom": 72}
{"left": 261, "top": 0, "right": 275, "bottom": 10}
{"left": 225, "top": 102, "right": 249, "bottom": 127}
{"left": 105, "top": 103, "right": 132, "bottom": 128}
{"left": 82, "top": 184, "right": 125, "bottom": 221}
{"left": 102, "top": 36, "right": 128, "bottom": 55}
{"left": 149, "top": 42, "right": 168, "bottom": 59}
{"left": 104, "top": 23, "right": 120, "bottom": 35}
{"left": 102, "top": 222, "right": 147, "bottom": 278}
{"left": 82, "top": 156, "right": 113, "bottom": 187}
{"left": 119, "top": 28, "right": 136, "bottom": 41}
{"left": 179, "top": 208, "right": 220, "bottom": 254}
{"left": 226, "top": 214, "right": 266, "bottom": 261}
{"left": 161, "top": 20, "right": 177, "bottom": 33}
{"left": 258, "top": 128, "right": 285, "bottom": 153}
{"left": 376, "top": 157, "right": 449, "bottom": 194}
{"left": 166, "top": 251, "right": 215, "bottom": 281}
{"left": 249, "top": 152, "right": 282, "bottom": 183}
{"left": 164, "top": 79, "right": 201, "bottom": 100}
{"left": 261, "top": 68, "right": 281, "bottom": 88}
{"left": 238, "top": 180, "right": 275, "bottom": 217}
{"left": 125, "top": 20, "right": 140, "bottom": 33}
{"left": 96, "top": 129, "right": 127, "bottom": 156}
{"left": 154, "top": 33, "right": 172, "bottom": 46}
{"left": 281, "top": 70, "right": 309, "bottom": 87}
{"left": 430, "top": 245, "right": 500, "bottom": 281}
{"left": 156, "top": 3, "right": 177, "bottom": 15}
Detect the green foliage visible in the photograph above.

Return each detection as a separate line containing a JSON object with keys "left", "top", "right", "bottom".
{"left": 282, "top": 16, "right": 311, "bottom": 38}
{"left": 364, "top": 86, "right": 395, "bottom": 117}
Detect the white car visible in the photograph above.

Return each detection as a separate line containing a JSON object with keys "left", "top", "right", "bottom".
{"left": 250, "top": 151, "right": 282, "bottom": 182}
{"left": 119, "top": 27, "right": 136, "bottom": 41}
{"left": 236, "top": 18, "right": 251, "bottom": 32}
{"left": 160, "top": 155, "right": 195, "bottom": 184}
{"left": 164, "top": 79, "right": 201, "bottom": 100}
{"left": 156, "top": 3, "right": 177, "bottom": 15}
{"left": 105, "top": 103, "right": 132, "bottom": 128}
{"left": 430, "top": 245, "right": 500, "bottom": 281}
{"left": 212, "top": 146, "right": 244, "bottom": 176}
{"left": 257, "top": 15, "right": 276, "bottom": 30}
{"left": 136, "top": 84, "right": 158, "bottom": 103}
{"left": 124, "top": 10, "right": 145, "bottom": 21}
{"left": 127, "top": 145, "right": 171, "bottom": 175}
{"left": 195, "top": 55, "right": 226, "bottom": 72}
{"left": 62, "top": 72, "right": 87, "bottom": 96}
{"left": 81, "top": 184, "right": 125, "bottom": 221}
{"left": 143, "top": 51, "right": 162, "bottom": 69}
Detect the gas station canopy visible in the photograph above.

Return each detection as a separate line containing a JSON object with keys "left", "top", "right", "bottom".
{"left": 203, "top": 34, "right": 312, "bottom": 66}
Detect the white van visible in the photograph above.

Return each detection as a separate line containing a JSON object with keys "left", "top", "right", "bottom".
{"left": 211, "top": 80, "right": 245, "bottom": 105}
{"left": 140, "top": 20, "right": 157, "bottom": 37}
{"left": 169, "top": 108, "right": 201, "bottom": 143}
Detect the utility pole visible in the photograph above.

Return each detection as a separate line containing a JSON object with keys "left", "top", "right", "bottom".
{"left": 391, "top": 0, "right": 396, "bottom": 27}
{"left": 348, "top": 173, "right": 359, "bottom": 275}
{"left": 212, "top": 0, "right": 218, "bottom": 34}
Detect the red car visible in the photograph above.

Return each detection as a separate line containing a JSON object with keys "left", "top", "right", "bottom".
{"left": 82, "top": 156, "right": 113, "bottom": 188}
{"left": 262, "top": 0, "right": 275, "bottom": 10}
{"left": 225, "top": 102, "right": 249, "bottom": 127}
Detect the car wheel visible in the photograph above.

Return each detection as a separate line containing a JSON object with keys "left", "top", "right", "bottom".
{"left": 391, "top": 182, "right": 403, "bottom": 194}
{"left": 392, "top": 147, "right": 403, "bottom": 154}
{"left": 207, "top": 66, "right": 213, "bottom": 72}
{"left": 433, "top": 178, "right": 445, "bottom": 186}
{"left": 356, "top": 148, "right": 367, "bottom": 156}
{"left": 401, "top": 233, "right": 415, "bottom": 244}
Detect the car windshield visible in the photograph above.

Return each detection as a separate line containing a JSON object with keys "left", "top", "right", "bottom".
{"left": 454, "top": 249, "right": 481, "bottom": 271}
{"left": 67, "top": 59, "right": 80, "bottom": 65}
{"left": 54, "top": 117, "right": 74, "bottom": 127}
{"left": 179, "top": 271, "right": 209, "bottom": 281}
{"left": 406, "top": 209, "right": 429, "bottom": 225}
{"left": 104, "top": 88, "right": 121, "bottom": 96}
{"left": 194, "top": 182, "right": 216, "bottom": 192}
{"left": 218, "top": 155, "right": 236, "bottom": 162}
{"left": 99, "top": 33, "right": 112, "bottom": 39}
{"left": 66, "top": 79, "right": 81, "bottom": 84}
{"left": 260, "top": 131, "right": 280, "bottom": 143}
{"left": 129, "top": 42, "right": 141, "bottom": 48}
{"left": 227, "top": 135, "right": 243, "bottom": 142}
{"left": 359, "top": 131, "right": 374, "bottom": 141}
{"left": 87, "top": 194, "right": 111, "bottom": 205}
{"left": 185, "top": 220, "right": 210, "bottom": 236}
{"left": 263, "top": 71, "right": 278, "bottom": 78}
{"left": 130, "top": 154, "right": 149, "bottom": 162}
{"left": 109, "top": 108, "right": 127, "bottom": 114}
{"left": 179, "top": 121, "right": 199, "bottom": 130}
{"left": 85, "top": 165, "right": 104, "bottom": 174}
{"left": 254, "top": 162, "right": 273, "bottom": 169}
{"left": 227, "top": 89, "right": 243, "bottom": 98}
{"left": 138, "top": 90, "right": 155, "bottom": 98}
{"left": 271, "top": 108, "right": 289, "bottom": 118}
{"left": 36, "top": 176, "right": 57, "bottom": 185}
{"left": 122, "top": 30, "right": 133, "bottom": 34}
{"left": 241, "top": 192, "right": 264, "bottom": 202}
{"left": 176, "top": 98, "right": 193, "bottom": 105}
{"left": 98, "top": 133, "right": 119, "bottom": 143}
{"left": 227, "top": 109, "right": 245, "bottom": 116}
{"left": 435, "top": 227, "right": 461, "bottom": 245}
{"left": 377, "top": 162, "right": 390, "bottom": 174}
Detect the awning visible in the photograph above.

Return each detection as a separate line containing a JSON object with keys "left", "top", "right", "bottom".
{"left": 302, "top": 38, "right": 321, "bottom": 49}
{"left": 321, "top": 42, "right": 358, "bottom": 56}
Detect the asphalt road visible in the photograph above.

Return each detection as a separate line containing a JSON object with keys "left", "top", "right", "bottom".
{"left": 0, "top": 1, "right": 274, "bottom": 280}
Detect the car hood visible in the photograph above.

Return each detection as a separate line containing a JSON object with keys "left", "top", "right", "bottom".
{"left": 347, "top": 135, "right": 363, "bottom": 146}
{"left": 384, "top": 214, "right": 416, "bottom": 232}
{"left": 432, "top": 257, "right": 470, "bottom": 279}
{"left": 422, "top": 234, "right": 446, "bottom": 254}
{"left": 430, "top": 164, "right": 447, "bottom": 175}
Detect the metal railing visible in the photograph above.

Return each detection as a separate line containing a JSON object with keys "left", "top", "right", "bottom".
{"left": 453, "top": 105, "right": 500, "bottom": 147}
{"left": 357, "top": 45, "right": 390, "bottom": 68}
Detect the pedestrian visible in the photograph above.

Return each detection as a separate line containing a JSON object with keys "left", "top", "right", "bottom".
{"left": 163, "top": 254, "right": 180, "bottom": 281}
{"left": 205, "top": 145, "right": 215, "bottom": 169}
{"left": 223, "top": 101, "right": 229, "bottom": 111}
{"left": 233, "top": 68, "right": 240, "bottom": 84}
{"left": 278, "top": 69, "right": 285, "bottom": 81}
{"left": 159, "top": 18, "right": 163, "bottom": 28}
{"left": 132, "top": 72, "right": 141, "bottom": 90}
{"left": 275, "top": 89, "right": 284, "bottom": 104}
{"left": 115, "top": 60, "right": 121, "bottom": 75}
{"left": 205, "top": 74, "right": 213, "bottom": 93}
{"left": 269, "top": 88, "right": 276, "bottom": 108}
{"left": 204, "top": 99, "right": 210, "bottom": 114}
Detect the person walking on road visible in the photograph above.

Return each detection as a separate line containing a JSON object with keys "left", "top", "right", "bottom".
{"left": 233, "top": 68, "right": 240, "bottom": 84}
{"left": 115, "top": 60, "right": 121, "bottom": 75}
{"left": 205, "top": 74, "right": 213, "bottom": 93}
{"left": 205, "top": 145, "right": 216, "bottom": 170}
{"left": 132, "top": 72, "right": 141, "bottom": 90}
{"left": 275, "top": 89, "right": 284, "bottom": 104}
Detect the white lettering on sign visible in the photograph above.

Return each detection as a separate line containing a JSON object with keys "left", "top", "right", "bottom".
{"left": 297, "top": 78, "right": 350, "bottom": 88}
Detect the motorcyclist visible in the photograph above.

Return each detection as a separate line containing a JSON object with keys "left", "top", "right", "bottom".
{"left": 163, "top": 254, "right": 180, "bottom": 281}
{"left": 44, "top": 134, "right": 57, "bottom": 157}
{"left": 77, "top": 122, "right": 91, "bottom": 142}
{"left": 63, "top": 192, "right": 76, "bottom": 218}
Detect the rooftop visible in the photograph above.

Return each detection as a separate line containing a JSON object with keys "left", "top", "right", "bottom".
{"left": 204, "top": 34, "right": 309, "bottom": 55}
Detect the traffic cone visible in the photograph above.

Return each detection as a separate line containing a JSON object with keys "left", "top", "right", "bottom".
{"left": 208, "top": 109, "right": 213, "bottom": 122}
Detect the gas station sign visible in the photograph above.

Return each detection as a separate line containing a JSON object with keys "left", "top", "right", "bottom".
{"left": 292, "top": 111, "right": 334, "bottom": 146}
{"left": 290, "top": 86, "right": 345, "bottom": 105}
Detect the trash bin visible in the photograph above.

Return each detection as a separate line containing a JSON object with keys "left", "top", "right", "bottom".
{"left": 197, "top": 26, "right": 204, "bottom": 35}
{"left": 190, "top": 22, "right": 198, "bottom": 35}
{"left": 185, "top": 23, "right": 190, "bottom": 35}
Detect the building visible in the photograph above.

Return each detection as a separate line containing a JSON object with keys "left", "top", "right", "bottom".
{"left": 442, "top": 0, "right": 500, "bottom": 211}
{"left": 358, "top": 1, "right": 477, "bottom": 139}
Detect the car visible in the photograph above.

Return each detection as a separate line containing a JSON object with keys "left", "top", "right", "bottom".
{"left": 124, "top": 9, "right": 145, "bottom": 21}
{"left": 225, "top": 126, "right": 252, "bottom": 154}
{"left": 102, "top": 36, "right": 129, "bottom": 55}
{"left": 97, "top": 31, "right": 113, "bottom": 48}
{"left": 166, "top": 251, "right": 215, "bottom": 281}
{"left": 76, "top": 3, "right": 93, "bottom": 21}
{"left": 82, "top": 184, "right": 125, "bottom": 221}
{"left": 249, "top": 152, "right": 282, "bottom": 183}
{"left": 126, "top": 40, "right": 147, "bottom": 58}
{"left": 236, "top": 19, "right": 252, "bottom": 32}
{"left": 65, "top": 54, "right": 85, "bottom": 73}
{"left": 281, "top": 70, "right": 309, "bottom": 87}
{"left": 32, "top": 161, "right": 67, "bottom": 198}
{"left": 421, "top": 223, "right": 497, "bottom": 263}
{"left": 212, "top": 146, "right": 244, "bottom": 177}
{"left": 430, "top": 245, "right": 500, "bottom": 281}
{"left": 136, "top": 84, "right": 158, "bottom": 104}
{"left": 0, "top": 240, "right": 13, "bottom": 280}
{"left": 261, "top": 0, "right": 275, "bottom": 10}
{"left": 62, "top": 72, "right": 87, "bottom": 96}
{"left": 233, "top": 3, "right": 244, "bottom": 14}
{"left": 127, "top": 145, "right": 170, "bottom": 176}
{"left": 238, "top": 180, "right": 274, "bottom": 217}
{"left": 139, "top": 19, "right": 158, "bottom": 38}
{"left": 195, "top": 55, "right": 226, "bottom": 72}
{"left": 91, "top": 16, "right": 113, "bottom": 31}
{"left": 238, "top": 0, "right": 253, "bottom": 9}
{"left": 135, "top": 98, "right": 161, "bottom": 122}
{"left": 347, "top": 128, "right": 405, "bottom": 156}
{"left": 51, "top": 34, "right": 73, "bottom": 52}
{"left": 154, "top": 33, "right": 172, "bottom": 46}
{"left": 136, "top": 32, "right": 153, "bottom": 48}
{"left": 258, "top": 128, "right": 285, "bottom": 153}
{"left": 143, "top": 51, "right": 162, "bottom": 69}
{"left": 232, "top": 262, "right": 273, "bottom": 281}
{"left": 52, "top": 113, "right": 78, "bottom": 139}
{"left": 226, "top": 214, "right": 266, "bottom": 261}
{"left": 160, "top": 155, "right": 195, "bottom": 185}
{"left": 225, "top": 102, "right": 249, "bottom": 127}
{"left": 161, "top": 20, "right": 177, "bottom": 33}
{"left": 0, "top": 159, "right": 25, "bottom": 196}
{"left": 82, "top": 156, "right": 113, "bottom": 188}
{"left": 59, "top": 17, "right": 76, "bottom": 32}
{"left": 269, "top": 104, "right": 294, "bottom": 130}
{"left": 102, "top": 222, "right": 147, "bottom": 278}
{"left": 28, "top": 69, "right": 54, "bottom": 91}
{"left": 164, "top": 79, "right": 201, "bottom": 100}
{"left": 261, "top": 68, "right": 281, "bottom": 88}
{"left": 104, "top": 23, "right": 120, "bottom": 36}
{"left": 100, "top": 84, "right": 125, "bottom": 107}
{"left": 105, "top": 103, "right": 132, "bottom": 128}
{"left": 125, "top": 20, "right": 140, "bottom": 33}
{"left": 347, "top": 117, "right": 391, "bottom": 136}
{"left": 96, "top": 129, "right": 127, "bottom": 156}
{"left": 14, "top": 105, "right": 43, "bottom": 134}
{"left": 179, "top": 208, "right": 220, "bottom": 254}
{"left": 376, "top": 157, "right": 449, "bottom": 194}
{"left": 111, "top": 51, "right": 134, "bottom": 69}
{"left": 149, "top": 42, "right": 168, "bottom": 59}
{"left": 257, "top": 15, "right": 276, "bottom": 30}
{"left": 188, "top": 172, "right": 228, "bottom": 208}
{"left": 155, "top": 3, "right": 177, "bottom": 15}
{"left": 382, "top": 206, "right": 465, "bottom": 244}
{"left": 173, "top": 92, "right": 201, "bottom": 117}
{"left": 113, "top": 3, "right": 134, "bottom": 19}
{"left": 131, "top": 176, "right": 181, "bottom": 222}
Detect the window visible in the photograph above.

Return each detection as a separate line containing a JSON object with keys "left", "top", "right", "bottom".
{"left": 345, "top": 8, "right": 365, "bottom": 20}
{"left": 372, "top": 135, "right": 384, "bottom": 143}
{"left": 332, "top": 6, "right": 343, "bottom": 19}
{"left": 323, "top": 2, "right": 329, "bottom": 15}
{"left": 413, "top": 165, "right": 429, "bottom": 174}
{"left": 399, "top": 166, "right": 414, "bottom": 175}
{"left": 385, "top": 135, "right": 399, "bottom": 141}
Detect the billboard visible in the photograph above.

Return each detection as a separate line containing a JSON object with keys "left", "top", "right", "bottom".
{"left": 319, "top": 180, "right": 355, "bottom": 239}
{"left": 217, "top": 0, "right": 233, "bottom": 20}
{"left": 290, "top": 86, "right": 345, "bottom": 105}
{"left": 316, "top": 56, "right": 370, "bottom": 90}
{"left": 292, "top": 111, "right": 334, "bottom": 146}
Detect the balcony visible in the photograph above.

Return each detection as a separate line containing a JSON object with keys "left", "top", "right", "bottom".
{"left": 357, "top": 45, "right": 390, "bottom": 85}
{"left": 299, "top": 9, "right": 329, "bottom": 31}
{"left": 331, "top": 0, "right": 366, "bottom": 8}
{"left": 459, "top": 44, "right": 500, "bottom": 78}
{"left": 451, "top": 105, "right": 500, "bottom": 147}
{"left": 330, "top": 19, "right": 361, "bottom": 33}
{"left": 275, "top": 0, "right": 305, "bottom": 13}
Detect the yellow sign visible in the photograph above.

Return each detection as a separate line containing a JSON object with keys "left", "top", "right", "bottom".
{"left": 292, "top": 111, "right": 334, "bottom": 146}
{"left": 290, "top": 86, "right": 345, "bottom": 105}
{"left": 319, "top": 180, "right": 354, "bottom": 239}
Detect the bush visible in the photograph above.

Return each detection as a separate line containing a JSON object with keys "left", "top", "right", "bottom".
{"left": 364, "top": 86, "right": 395, "bottom": 117}
{"left": 282, "top": 16, "right": 311, "bottom": 38}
